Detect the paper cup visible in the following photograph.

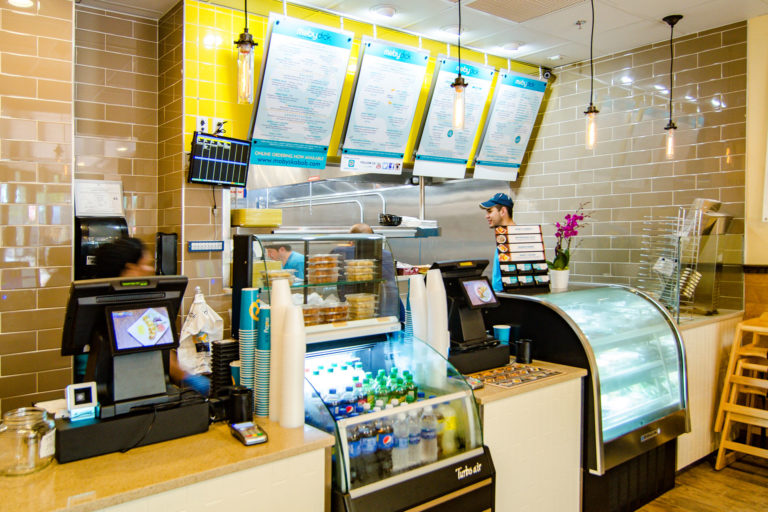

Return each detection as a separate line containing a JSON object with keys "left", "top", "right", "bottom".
{"left": 493, "top": 324, "right": 511, "bottom": 343}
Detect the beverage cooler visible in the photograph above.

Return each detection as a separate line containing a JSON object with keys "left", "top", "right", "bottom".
{"left": 486, "top": 285, "right": 689, "bottom": 512}
{"left": 305, "top": 336, "right": 495, "bottom": 512}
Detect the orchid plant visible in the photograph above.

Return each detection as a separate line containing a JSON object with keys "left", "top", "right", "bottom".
{"left": 548, "top": 203, "right": 590, "bottom": 271}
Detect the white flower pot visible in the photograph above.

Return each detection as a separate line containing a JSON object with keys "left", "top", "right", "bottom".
{"left": 549, "top": 269, "right": 570, "bottom": 290}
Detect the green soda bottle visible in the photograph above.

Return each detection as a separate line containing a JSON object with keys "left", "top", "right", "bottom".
{"left": 404, "top": 374, "right": 417, "bottom": 404}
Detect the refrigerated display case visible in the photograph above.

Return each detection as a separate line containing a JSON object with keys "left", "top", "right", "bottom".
{"left": 232, "top": 233, "right": 401, "bottom": 340}
{"left": 304, "top": 335, "right": 495, "bottom": 512}
{"left": 486, "top": 284, "right": 689, "bottom": 511}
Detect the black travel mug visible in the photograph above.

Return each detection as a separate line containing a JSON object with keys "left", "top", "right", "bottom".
{"left": 515, "top": 339, "right": 532, "bottom": 364}
{"left": 229, "top": 386, "right": 253, "bottom": 423}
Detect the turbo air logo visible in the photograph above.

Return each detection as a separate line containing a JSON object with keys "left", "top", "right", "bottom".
{"left": 455, "top": 462, "right": 482, "bottom": 480}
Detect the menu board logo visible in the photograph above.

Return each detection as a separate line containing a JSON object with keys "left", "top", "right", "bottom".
{"left": 296, "top": 27, "right": 331, "bottom": 42}
{"left": 455, "top": 462, "right": 482, "bottom": 480}
{"left": 383, "top": 48, "right": 409, "bottom": 61}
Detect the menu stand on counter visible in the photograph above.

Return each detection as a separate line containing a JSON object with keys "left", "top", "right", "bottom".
{"left": 495, "top": 225, "right": 550, "bottom": 292}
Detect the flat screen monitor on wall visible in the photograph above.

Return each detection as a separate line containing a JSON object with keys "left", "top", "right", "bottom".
{"left": 188, "top": 131, "right": 251, "bottom": 188}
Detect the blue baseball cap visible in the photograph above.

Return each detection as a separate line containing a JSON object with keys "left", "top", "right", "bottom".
{"left": 479, "top": 193, "right": 514, "bottom": 210}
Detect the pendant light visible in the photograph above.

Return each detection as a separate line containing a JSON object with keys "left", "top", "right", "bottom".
{"left": 663, "top": 15, "right": 683, "bottom": 159}
{"left": 235, "top": 0, "right": 257, "bottom": 104}
{"left": 584, "top": 0, "right": 598, "bottom": 150}
{"left": 450, "top": 0, "right": 467, "bottom": 130}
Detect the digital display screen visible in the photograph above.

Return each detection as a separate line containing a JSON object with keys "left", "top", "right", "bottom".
{"left": 188, "top": 132, "right": 251, "bottom": 188}
{"left": 460, "top": 277, "right": 499, "bottom": 308}
{"left": 107, "top": 305, "right": 176, "bottom": 354}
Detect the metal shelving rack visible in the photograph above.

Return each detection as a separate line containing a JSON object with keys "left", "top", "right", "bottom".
{"left": 636, "top": 207, "right": 702, "bottom": 323}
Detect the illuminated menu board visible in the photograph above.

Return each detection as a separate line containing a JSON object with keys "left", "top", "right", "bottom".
{"left": 340, "top": 38, "right": 430, "bottom": 175}
{"left": 473, "top": 72, "right": 547, "bottom": 181}
{"left": 249, "top": 14, "right": 353, "bottom": 169}
{"left": 413, "top": 57, "right": 495, "bottom": 179}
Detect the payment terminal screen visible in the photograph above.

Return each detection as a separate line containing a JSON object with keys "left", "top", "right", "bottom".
{"left": 461, "top": 278, "right": 499, "bottom": 308}
{"left": 109, "top": 306, "right": 174, "bottom": 352}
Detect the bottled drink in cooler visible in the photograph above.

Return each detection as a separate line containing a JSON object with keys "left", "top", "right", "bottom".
{"left": 347, "top": 425, "right": 361, "bottom": 485}
{"left": 340, "top": 386, "right": 355, "bottom": 417}
{"left": 407, "top": 410, "right": 422, "bottom": 468}
{"left": 354, "top": 381, "right": 366, "bottom": 413}
{"left": 420, "top": 405, "right": 438, "bottom": 464}
{"left": 359, "top": 421, "right": 378, "bottom": 485}
{"left": 405, "top": 374, "right": 418, "bottom": 404}
{"left": 376, "top": 415, "right": 394, "bottom": 478}
{"left": 325, "top": 388, "right": 340, "bottom": 419}
{"left": 392, "top": 413, "right": 409, "bottom": 474}
{"left": 437, "top": 402, "right": 458, "bottom": 457}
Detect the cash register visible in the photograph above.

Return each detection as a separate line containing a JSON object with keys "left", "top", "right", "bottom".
{"left": 56, "top": 276, "right": 209, "bottom": 463}
{"left": 431, "top": 260, "right": 510, "bottom": 373}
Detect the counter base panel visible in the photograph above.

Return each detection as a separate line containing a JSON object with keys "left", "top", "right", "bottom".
{"left": 584, "top": 439, "right": 676, "bottom": 512}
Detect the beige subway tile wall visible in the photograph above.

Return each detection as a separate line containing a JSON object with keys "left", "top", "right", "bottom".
{"left": 517, "top": 22, "right": 745, "bottom": 309}
{"left": 74, "top": 5, "right": 159, "bottom": 247}
{"left": 0, "top": 0, "right": 74, "bottom": 414}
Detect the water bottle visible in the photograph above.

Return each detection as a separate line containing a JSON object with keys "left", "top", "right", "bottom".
{"left": 324, "top": 388, "right": 340, "bottom": 419}
{"left": 354, "top": 381, "right": 366, "bottom": 413}
{"left": 347, "top": 425, "right": 361, "bottom": 485}
{"left": 437, "top": 402, "right": 458, "bottom": 457}
{"left": 407, "top": 410, "right": 422, "bottom": 468}
{"left": 359, "top": 421, "right": 378, "bottom": 485}
{"left": 420, "top": 405, "right": 438, "bottom": 464}
{"left": 376, "top": 415, "right": 394, "bottom": 478}
{"left": 392, "top": 413, "right": 410, "bottom": 474}
{"left": 340, "top": 386, "right": 355, "bottom": 417}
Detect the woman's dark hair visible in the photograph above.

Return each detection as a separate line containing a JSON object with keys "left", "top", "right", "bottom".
{"left": 94, "top": 237, "right": 145, "bottom": 278}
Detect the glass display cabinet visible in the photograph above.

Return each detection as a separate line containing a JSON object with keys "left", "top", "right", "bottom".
{"left": 487, "top": 284, "right": 689, "bottom": 511}
{"left": 304, "top": 335, "right": 494, "bottom": 512}
{"left": 231, "top": 233, "right": 400, "bottom": 340}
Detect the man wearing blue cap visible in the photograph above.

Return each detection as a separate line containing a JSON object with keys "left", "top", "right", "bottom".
{"left": 479, "top": 193, "right": 515, "bottom": 292}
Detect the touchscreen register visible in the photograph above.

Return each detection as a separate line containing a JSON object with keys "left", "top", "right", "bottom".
{"left": 107, "top": 305, "right": 175, "bottom": 353}
{"left": 460, "top": 277, "right": 499, "bottom": 308}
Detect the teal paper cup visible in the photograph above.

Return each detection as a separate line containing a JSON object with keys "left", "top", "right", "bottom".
{"left": 493, "top": 324, "right": 511, "bottom": 343}
{"left": 230, "top": 360, "right": 241, "bottom": 386}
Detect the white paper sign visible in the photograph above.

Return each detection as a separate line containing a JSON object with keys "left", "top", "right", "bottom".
{"left": 74, "top": 180, "right": 124, "bottom": 217}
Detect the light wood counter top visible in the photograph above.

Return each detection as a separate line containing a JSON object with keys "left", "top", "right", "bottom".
{"left": 0, "top": 418, "right": 334, "bottom": 512}
{"left": 676, "top": 309, "right": 743, "bottom": 331}
{"left": 471, "top": 360, "right": 587, "bottom": 405}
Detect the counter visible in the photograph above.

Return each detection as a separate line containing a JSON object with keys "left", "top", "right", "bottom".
{"left": 475, "top": 360, "right": 587, "bottom": 512}
{"left": 0, "top": 419, "right": 334, "bottom": 512}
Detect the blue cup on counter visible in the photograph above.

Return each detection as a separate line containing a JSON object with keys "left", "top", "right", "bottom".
{"left": 493, "top": 324, "right": 511, "bottom": 343}
{"left": 230, "top": 360, "right": 241, "bottom": 386}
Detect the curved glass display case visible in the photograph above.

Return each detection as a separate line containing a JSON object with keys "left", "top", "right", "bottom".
{"left": 488, "top": 284, "right": 689, "bottom": 475}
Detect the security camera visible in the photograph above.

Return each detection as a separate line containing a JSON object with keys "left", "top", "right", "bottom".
{"left": 542, "top": 70, "right": 552, "bottom": 80}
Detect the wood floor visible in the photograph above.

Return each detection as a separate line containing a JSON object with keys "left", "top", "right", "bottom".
{"left": 638, "top": 455, "right": 768, "bottom": 512}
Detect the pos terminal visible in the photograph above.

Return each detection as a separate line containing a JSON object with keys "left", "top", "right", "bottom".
{"left": 430, "top": 260, "right": 510, "bottom": 373}
{"left": 56, "top": 276, "right": 208, "bottom": 462}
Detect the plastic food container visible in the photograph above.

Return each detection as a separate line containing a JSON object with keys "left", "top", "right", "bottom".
{"left": 320, "top": 301, "right": 349, "bottom": 323}
{"left": 345, "top": 269, "right": 374, "bottom": 281}
{"left": 259, "top": 268, "right": 297, "bottom": 285}
{"left": 345, "top": 259, "right": 375, "bottom": 267}
{"left": 307, "top": 267, "right": 340, "bottom": 284}
{"left": 307, "top": 254, "right": 342, "bottom": 268}
{"left": 301, "top": 304, "right": 322, "bottom": 326}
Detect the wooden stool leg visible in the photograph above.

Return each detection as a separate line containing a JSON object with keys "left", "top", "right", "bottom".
{"left": 715, "top": 325, "right": 746, "bottom": 432}
{"left": 716, "top": 413, "right": 734, "bottom": 470}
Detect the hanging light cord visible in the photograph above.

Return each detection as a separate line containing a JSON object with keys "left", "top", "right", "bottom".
{"left": 244, "top": 0, "right": 248, "bottom": 30}
{"left": 457, "top": 0, "right": 462, "bottom": 74}
{"left": 668, "top": 22, "right": 675, "bottom": 124}
{"left": 588, "top": 0, "right": 595, "bottom": 107}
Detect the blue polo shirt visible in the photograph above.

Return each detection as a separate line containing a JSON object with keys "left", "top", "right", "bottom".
{"left": 284, "top": 251, "right": 305, "bottom": 277}
{"left": 491, "top": 249, "right": 502, "bottom": 293}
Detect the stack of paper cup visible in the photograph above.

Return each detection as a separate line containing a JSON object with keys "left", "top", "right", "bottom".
{"left": 280, "top": 304, "right": 306, "bottom": 429}
{"left": 403, "top": 280, "right": 414, "bottom": 342}
{"left": 269, "top": 279, "right": 292, "bottom": 423}
{"left": 426, "top": 269, "right": 450, "bottom": 358}
{"left": 409, "top": 274, "right": 428, "bottom": 343}
{"left": 238, "top": 288, "right": 260, "bottom": 401}
{"left": 254, "top": 304, "right": 271, "bottom": 417}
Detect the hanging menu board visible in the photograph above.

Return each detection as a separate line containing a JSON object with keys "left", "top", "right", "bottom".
{"left": 248, "top": 14, "right": 353, "bottom": 169}
{"left": 339, "top": 38, "right": 430, "bottom": 175}
{"left": 473, "top": 72, "right": 547, "bottom": 181}
{"left": 413, "top": 56, "right": 495, "bottom": 179}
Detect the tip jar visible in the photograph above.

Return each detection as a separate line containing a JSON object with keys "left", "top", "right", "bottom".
{"left": 0, "top": 407, "right": 56, "bottom": 476}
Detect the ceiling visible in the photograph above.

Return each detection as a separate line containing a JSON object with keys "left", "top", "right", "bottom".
{"left": 79, "top": 0, "right": 768, "bottom": 67}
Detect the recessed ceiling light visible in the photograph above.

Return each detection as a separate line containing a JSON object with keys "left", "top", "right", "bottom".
{"left": 502, "top": 42, "right": 523, "bottom": 51}
{"left": 440, "top": 25, "right": 464, "bottom": 36}
{"left": 620, "top": 76, "right": 633, "bottom": 84}
{"left": 371, "top": 4, "right": 397, "bottom": 19}
{"left": 548, "top": 54, "right": 564, "bottom": 61}
{"left": 9, "top": 0, "right": 34, "bottom": 7}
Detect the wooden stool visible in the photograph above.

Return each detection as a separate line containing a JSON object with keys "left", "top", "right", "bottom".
{"left": 714, "top": 313, "right": 768, "bottom": 433}
{"left": 713, "top": 313, "right": 768, "bottom": 470}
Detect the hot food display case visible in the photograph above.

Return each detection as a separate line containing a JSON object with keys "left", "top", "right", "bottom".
{"left": 487, "top": 284, "right": 689, "bottom": 511}
{"left": 304, "top": 336, "right": 495, "bottom": 512}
